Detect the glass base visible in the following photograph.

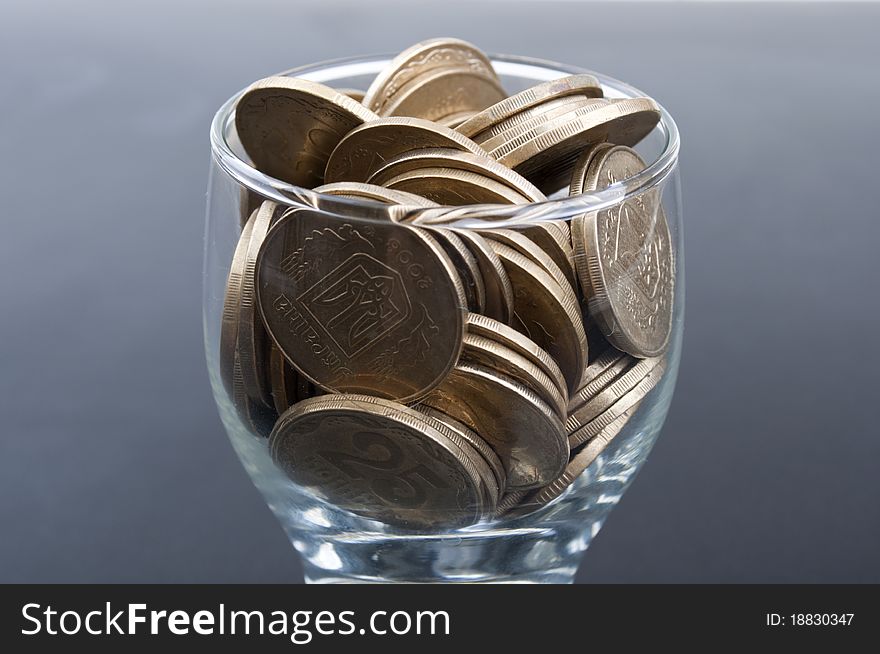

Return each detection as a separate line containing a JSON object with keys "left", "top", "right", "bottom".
{"left": 296, "top": 526, "right": 591, "bottom": 584}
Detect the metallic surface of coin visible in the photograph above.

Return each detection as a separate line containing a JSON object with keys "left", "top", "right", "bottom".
{"left": 460, "top": 333, "right": 568, "bottom": 418}
{"left": 314, "top": 181, "right": 438, "bottom": 207}
{"left": 235, "top": 77, "right": 377, "bottom": 187}
{"left": 336, "top": 88, "right": 366, "bottom": 103}
{"left": 256, "top": 209, "right": 466, "bottom": 402}
{"left": 220, "top": 212, "right": 256, "bottom": 397}
{"left": 324, "top": 117, "right": 487, "bottom": 183}
{"left": 269, "top": 345, "right": 299, "bottom": 416}
{"left": 511, "top": 408, "right": 637, "bottom": 515}
{"left": 571, "top": 145, "right": 674, "bottom": 357}
{"left": 383, "top": 167, "right": 532, "bottom": 205}
{"left": 476, "top": 97, "right": 607, "bottom": 152}
{"left": 488, "top": 241, "right": 588, "bottom": 393}
{"left": 566, "top": 356, "right": 661, "bottom": 433}
{"left": 457, "top": 74, "right": 604, "bottom": 138}
{"left": 568, "top": 359, "right": 666, "bottom": 449}
{"left": 237, "top": 201, "right": 277, "bottom": 407}
{"left": 381, "top": 67, "right": 507, "bottom": 122}
{"left": 481, "top": 228, "right": 574, "bottom": 295}
{"left": 363, "top": 38, "right": 498, "bottom": 113}
{"left": 568, "top": 352, "right": 633, "bottom": 411}
{"left": 453, "top": 230, "right": 514, "bottom": 325}
{"left": 426, "top": 227, "right": 486, "bottom": 313}
{"left": 439, "top": 111, "right": 476, "bottom": 129}
{"left": 491, "top": 98, "right": 660, "bottom": 192}
{"left": 518, "top": 223, "right": 577, "bottom": 290}
{"left": 231, "top": 354, "right": 277, "bottom": 439}
{"left": 367, "top": 148, "right": 547, "bottom": 203}
{"left": 421, "top": 363, "right": 567, "bottom": 489}
{"left": 270, "top": 395, "right": 490, "bottom": 528}
{"left": 415, "top": 405, "right": 507, "bottom": 495}
{"left": 464, "top": 313, "right": 568, "bottom": 403}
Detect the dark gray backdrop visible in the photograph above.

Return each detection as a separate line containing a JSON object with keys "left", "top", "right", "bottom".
{"left": 1, "top": 0, "right": 878, "bottom": 583}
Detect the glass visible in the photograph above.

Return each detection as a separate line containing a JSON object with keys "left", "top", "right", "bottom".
{"left": 203, "top": 53, "right": 683, "bottom": 583}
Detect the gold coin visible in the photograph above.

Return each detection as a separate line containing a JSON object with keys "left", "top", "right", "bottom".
{"left": 231, "top": 352, "right": 277, "bottom": 439}
{"left": 416, "top": 405, "right": 506, "bottom": 501}
{"left": 335, "top": 88, "right": 366, "bottom": 103}
{"left": 220, "top": 212, "right": 257, "bottom": 398}
{"left": 476, "top": 97, "right": 607, "bottom": 152}
{"left": 491, "top": 98, "right": 660, "bottom": 192}
{"left": 507, "top": 407, "right": 639, "bottom": 516}
{"left": 488, "top": 241, "right": 588, "bottom": 394}
{"left": 269, "top": 345, "right": 298, "bottom": 416}
{"left": 235, "top": 77, "right": 377, "bottom": 187}
{"left": 439, "top": 111, "right": 476, "bottom": 129}
{"left": 363, "top": 38, "right": 498, "bottom": 113}
{"left": 568, "top": 350, "right": 632, "bottom": 411}
{"left": 460, "top": 333, "right": 568, "bottom": 418}
{"left": 480, "top": 228, "right": 573, "bottom": 294}
{"left": 236, "top": 201, "right": 277, "bottom": 408}
{"left": 457, "top": 74, "right": 604, "bottom": 138}
{"left": 255, "top": 208, "right": 466, "bottom": 402}
{"left": 314, "top": 181, "right": 437, "bottom": 207}
{"left": 568, "top": 358, "right": 666, "bottom": 449}
{"left": 570, "top": 145, "right": 674, "bottom": 357}
{"left": 421, "top": 363, "right": 568, "bottom": 489}
{"left": 566, "top": 356, "right": 660, "bottom": 433}
{"left": 454, "top": 230, "right": 514, "bottom": 325}
{"left": 465, "top": 313, "right": 568, "bottom": 405}
{"left": 426, "top": 227, "right": 486, "bottom": 313}
{"left": 324, "top": 117, "right": 487, "bottom": 183}
{"left": 367, "top": 148, "right": 546, "bottom": 203}
{"left": 380, "top": 67, "right": 507, "bottom": 122}
{"left": 383, "top": 167, "right": 532, "bottom": 205}
{"left": 270, "top": 394, "right": 493, "bottom": 528}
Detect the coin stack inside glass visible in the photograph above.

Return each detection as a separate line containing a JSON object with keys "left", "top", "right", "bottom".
{"left": 221, "top": 38, "right": 675, "bottom": 529}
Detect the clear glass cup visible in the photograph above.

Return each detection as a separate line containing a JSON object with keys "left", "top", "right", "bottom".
{"left": 204, "top": 53, "right": 682, "bottom": 583}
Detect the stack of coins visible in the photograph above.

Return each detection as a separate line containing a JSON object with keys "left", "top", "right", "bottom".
{"left": 220, "top": 38, "right": 675, "bottom": 528}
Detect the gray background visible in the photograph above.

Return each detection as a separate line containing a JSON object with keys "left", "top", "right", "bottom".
{"left": 1, "top": 0, "right": 878, "bottom": 583}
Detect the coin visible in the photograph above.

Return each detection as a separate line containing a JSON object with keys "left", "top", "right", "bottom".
{"left": 231, "top": 352, "right": 277, "bottom": 439}
{"left": 453, "top": 230, "right": 514, "bottom": 325}
{"left": 270, "top": 394, "right": 493, "bottom": 528}
{"left": 570, "top": 145, "right": 674, "bottom": 357}
{"left": 481, "top": 228, "right": 574, "bottom": 296}
{"left": 314, "top": 181, "right": 438, "bottom": 207}
{"left": 506, "top": 408, "right": 638, "bottom": 516}
{"left": 517, "top": 223, "right": 577, "bottom": 290}
{"left": 488, "top": 241, "right": 588, "bottom": 394}
{"left": 255, "top": 208, "right": 466, "bottom": 402}
{"left": 336, "top": 88, "right": 366, "bottom": 103}
{"left": 475, "top": 97, "right": 607, "bottom": 152}
{"left": 235, "top": 77, "right": 377, "bottom": 187}
{"left": 568, "top": 350, "right": 632, "bottom": 411}
{"left": 324, "top": 117, "right": 488, "bottom": 183}
{"left": 460, "top": 333, "right": 568, "bottom": 418}
{"left": 383, "top": 167, "right": 532, "bottom": 205}
{"left": 464, "top": 313, "right": 568, "bottom": 404}
{"left": 457, "top": 74, "right": 604, "bottom": 138}
{"left": 566, "top": 356, "right": 661, "bottom": 433}
{"left": 421, "top": 363, "right": 567, "bottom": 489}
{"left": 568, "top": 358, "right": 665, "bottom": 449}
{"left": 439, "top": 111, "right": 476, "bottom": 129}
{"left": 269, "top": 345, "right": 298, "bottom": 416}
{"left": 220, "top": 211, "right": 257, "bottom": 398}
{"left": 427, "top": 227, "right": 486, "bottom": 313}
{"left": 490, "top": 97, "right": 660, "bottom": 192}
{"left": 366, "top": 148, "right": 547, "bottom": 203}
{"left": 237, "top": 201, "right": 277, "bottom": 407}
{"left": 416, "top": 405, "right": 506, "bottom": 500}
{"left": 381, "top": 67, "right": 507, "bottom": 122}
{"left": 363, "top": 38, "right": 499, "bottom": 114}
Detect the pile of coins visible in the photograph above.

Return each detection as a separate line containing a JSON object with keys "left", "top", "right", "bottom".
{"left": 220, "top": 39, "right": 675, "bottom": 529}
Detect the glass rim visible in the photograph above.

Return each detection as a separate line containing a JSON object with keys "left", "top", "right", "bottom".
{"left": 209, "top": 52, "right": 681, "bottom": 226}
